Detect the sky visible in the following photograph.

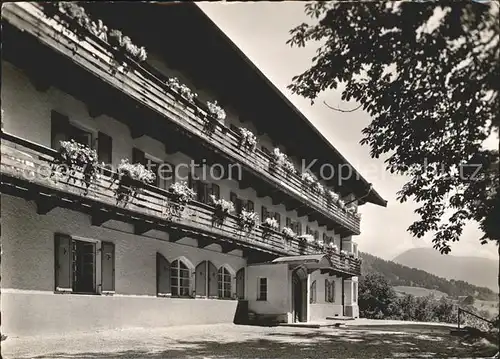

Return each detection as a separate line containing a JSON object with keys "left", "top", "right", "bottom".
{"left": 198, "top": 2, "right": 499, "bottom": 261}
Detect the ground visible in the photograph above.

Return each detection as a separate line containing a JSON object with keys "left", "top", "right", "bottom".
{"left": 2, "top": 321, "right": 497, "bottom": 359}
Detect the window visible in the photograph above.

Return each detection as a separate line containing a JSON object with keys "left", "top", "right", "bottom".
{"left": 246, "top": 200, "right": 254, "bottom": 212}
{"left": 310, "top": 280, "right": 317, "bottom": 304}
{"left": 54, "top": 234, "right": 114, "bottom": 294}
{"left": 296, "top": 222, "right": 302, "bottom": 236}
{"left": 353, "top": 282, "right": 358, "bottom": 303}
{"left": 325, "top": 279, "right": 335, "bottom": 303}
{"left": 314, "top": 230, "right": 319, "bottom": 240}
{"left": 257, "top": 277, "right": 267, "bottom": 301}
{"left": 306, "top": 226, "right": 311, "bottom": 235}
{"left": 218, "top": 267, "right": 232, "bottom": 299}
{"left": 170, "top": 259, "right": 191, "bottom": 297}
{"left": 274, "top": 213, "right": 281, "bottom": 229}
{"left": 286, "top": 217, "right": 292, "bottom": 228}
{"left": 159, "top": 161, "right": 175, "bottom": 189}
{"left": 51, "top": 111, "right": 93, "bottom": 150}
{"left": 97, "top": 132, "right": 112, "bottom": 166}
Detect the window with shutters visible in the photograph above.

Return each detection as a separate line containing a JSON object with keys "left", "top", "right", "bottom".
{"left": 170, "top": 259, "right": 191, "bottom": 297}
{"left": 54, "top": 234, "right": 114, "bottom": 294}
{"left": 274, "top": 213, "right": 281, "bottom": 229}
{"left": 261, "top": 206, "right": 268, "bottom": 222}
{"left": 217, "top": 267, "right": 232, "bottom": 299}
{"left": 51, "top": 111, "right": 94, "bottom": 150}
{"left": 296, "top": 222, "right": 302, "bottom": 235}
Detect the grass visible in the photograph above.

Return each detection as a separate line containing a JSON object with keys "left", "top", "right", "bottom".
{"left": 393, "top": 286, "right": 448, "bottom": 298}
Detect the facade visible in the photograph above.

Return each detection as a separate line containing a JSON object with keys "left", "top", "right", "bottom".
{"left": 0, "top": 2, "right": 386, "bottom": 336}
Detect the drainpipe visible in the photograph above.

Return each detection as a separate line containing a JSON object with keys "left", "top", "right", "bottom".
{"left": 340, "top": 238, "right": 344, "bottom": 316}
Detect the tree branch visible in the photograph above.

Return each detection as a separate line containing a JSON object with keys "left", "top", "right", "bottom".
{"left": 323, "top": 101, "right": 363, "bottom": 113}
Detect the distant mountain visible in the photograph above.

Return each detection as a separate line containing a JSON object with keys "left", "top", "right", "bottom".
{"left": 360, "top": 252, "right": 497, "bottom": 301}
{"left": 393, "top": 248, "right": 498, "bottom": 292}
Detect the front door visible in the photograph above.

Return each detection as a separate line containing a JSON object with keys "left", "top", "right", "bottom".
{"left": 292, "top": 272, "right": 304, "bottom": 322}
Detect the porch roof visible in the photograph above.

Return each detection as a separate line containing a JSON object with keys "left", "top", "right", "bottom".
{"left": 272, "top": 254, "right": 334, "bottom": 274}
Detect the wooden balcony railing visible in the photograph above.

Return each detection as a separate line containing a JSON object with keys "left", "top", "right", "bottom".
{"left": 0, "top": 132, "right": 362, "bottom": 277}
{"left": 1, "top": 2, "right": 361, "bottom": 235}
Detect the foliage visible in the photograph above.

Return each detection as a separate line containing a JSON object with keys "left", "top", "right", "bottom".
{"left": 239, "top": 127, "right": 257, "bottom": 152}
{"left": 288, "top": 1, "right": 500, "bottom": 253}
{"left": 113, "top": 159, "right": 155, "bottom": 204}
{"left": 210, "top": 195, "right": 234, "bottom": 226}
{"left": 262, "top": 217, "right": 279, "bottom": 231}
{"left": 301, "top": 172, "right": 315, "bottom": 186}
{"left": 271, "top": 148, "right": 296, "bottom": 174}
{"left": 326, "top": 190, "right": 339, "bottom": 204}
{"left": 328, "top": 242, "right": 338, "bottom": 251}
{"left": 168, "top": 181, "right": 196, "bottom": 205}
{"left": 359, "top": 273, "right": 399, "bottom": 319}
{"left": 238, "top": 209, "right": 259, "bottom": 231}
{"left": 360, "top": 251, "right": 498, "bottom": 301}
{"left": 316, "top": 239, "right": 324, "bottom": 248}
{"left": 53, "top": 140, "right": 99, "bottom": 190}
{"left": 299, "top": 234, "right": 315, "bottom": 243}
{"left": 166, "top": 77, "right": 198, "bottom": 103}
{"left": 282, "top": 226, "right": 297, "bottom": 240}
{"left": 207, "top": 100, "right": 226, "bottom": 121}
{"left": 312, "top": 181, "right": 325, "bottom": 195}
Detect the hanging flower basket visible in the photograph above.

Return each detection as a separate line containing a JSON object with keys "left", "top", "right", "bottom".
{"left": 238, "top": 209, "right": 259, "bottom": 231}
{"left": 207, "top": 100, "right": 226, "bottom": 122}
{"left": 52, "top": 140, "right": 99, "bottom": 192}
{"left": 210, "top": 195, "right": 234, "bottom": 226}
{"left": 113, "top": 159, "right": 155, "bottom": 204}
{"left": 282, "top": 226, "right": 296, "bottom": 240}
{"left": 239, "top": 127, "right": 257, "bottom": 152}
{"left": 301, "top": 172, "right": 315, "bottom": 187}
{"left": 270, "top": 148, "right": 296, "bottom": 174}
{"left": 312, "top": 181, "right": 325, "bottom": 195}
{"left": 326, "top": 190, "right": 339, "bottom": 204}
{"left": 262, "top": 217, "right": 279, "bottom": 231}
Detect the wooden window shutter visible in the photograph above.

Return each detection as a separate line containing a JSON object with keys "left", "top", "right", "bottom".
{"left": 208, "top": 261, "right": 218, "bottom": 297}
{"left": 156, "top": 253, "right": 171, "bottom": 296}
{"left": 286, "top": 217, "right": 292, "bottom": 228}
{"left": 132, "top": 148, "right": 146, "bottom": 165}
{"left": 97, "top": 132, "right": 113, "bottom": 165}
{"left": 306, "top": 226, "right": 310, "bottom": 235}
{"left": 247, "top": 200, "right": 254, "bottom": 212}
{"left": 51, "top": 111, "right": 70, "bottom": 150}
{"left": 314, "top": 230, "right": 319, "bottom": 240}
{"left": 54, "top": 233, "right": 72, "bottom": 291}
{"left": 297, "top": 222, "right": 302, "bottom": 235}
{"left": 230, "top": 192, "right": 238, "bottom": 205}
{"left": 261, "top": 206, "right": 267, "bottom": 221}
{"left": 325, "top": 279, "right": 329, "bottom": 302}
{"left": 101, "top": 241, "right": 115, "bottom": 292}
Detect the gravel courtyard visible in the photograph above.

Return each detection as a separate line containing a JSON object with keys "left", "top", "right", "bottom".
{"left": 2, "top": 322, "right": 497, "bottom": 359}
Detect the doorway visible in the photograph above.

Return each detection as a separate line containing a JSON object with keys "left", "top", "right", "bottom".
{"left": 292, "top": 270, "right": 307, "bottom": 322}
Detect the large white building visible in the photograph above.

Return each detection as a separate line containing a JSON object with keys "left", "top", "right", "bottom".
{"left": 0, "top": 2, "right": 386, "bottom": 336}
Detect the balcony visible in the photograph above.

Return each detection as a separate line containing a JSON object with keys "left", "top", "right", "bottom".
{"left": 1, "top": 2, "right": 361, "bottom": 236}
{"left": 0, "top": 132, "right": 361, "bottom": 277}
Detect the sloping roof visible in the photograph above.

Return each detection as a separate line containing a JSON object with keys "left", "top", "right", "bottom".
{"left": 85, "top": 2, "right": 387, "bottom": 207}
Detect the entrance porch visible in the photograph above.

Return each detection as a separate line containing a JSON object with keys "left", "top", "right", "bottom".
{"left": 245, "top": 254, "right": 359, "bottom": 324}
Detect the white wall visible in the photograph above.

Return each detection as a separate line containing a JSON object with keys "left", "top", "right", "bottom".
{"left": 246, "top": 263, "right": 289, "bottom": 316}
